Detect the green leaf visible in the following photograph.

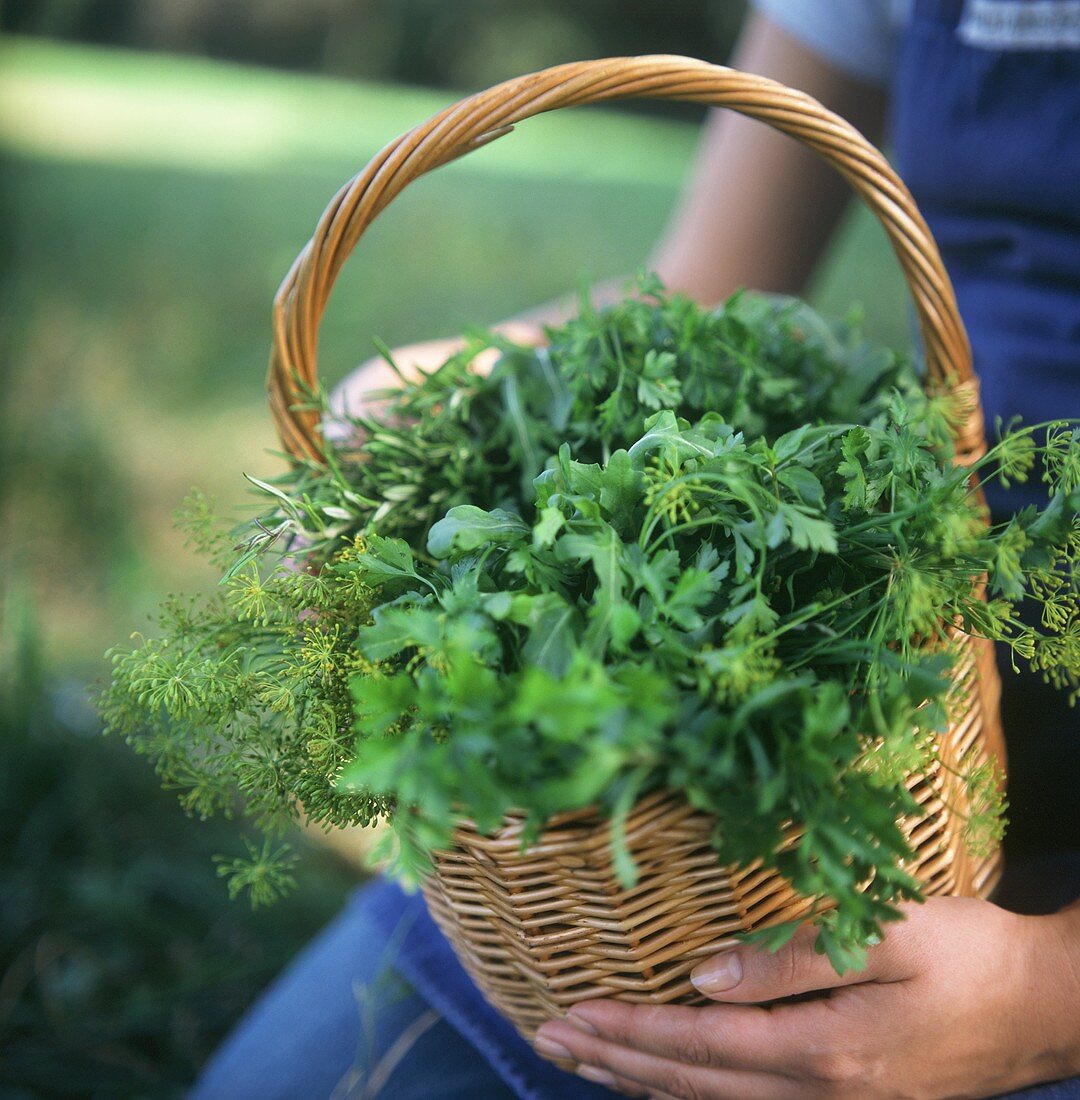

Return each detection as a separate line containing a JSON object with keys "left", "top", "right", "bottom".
{"left": 598, "top": 449, "right": 642, "bottom": 535}
{"left": 428, "top": 506, "right": 530, "bottom": 559}
{"left": 609, "top": 602, "right": 642, "bottom": 650}
{"left": 353, "top": 534, "right": 433, "bottom": 593}
{"left": 557, "top": 524, "right": 628, "bottom": 654}
{"left": 483, "top": 591, "right": 514, "bottom": 620}
{"left": 609, "top": 766, "right": 651, "bottom": 889}
{"left": 533, "top": 506, "right": 566, "bottom": 549}
{"left": 636, "top": 349, "right": 682, "bottom": 410}
{"left": 772, "top": 425, "right": 811, "bottom": 463}
{"left": 356, "top": 597, "right": 439, "bottom": 662}
{"left": 838, "top": 426, "right": 870, "bottom": 511}
{"left": 510, "top": 593, "right": 583, "bottom": 677}
{"left": 627, "top": 410, "right": 713, "bottom": 462}
{"left": 780, "top": 505, "right": 838, "bottom": 555}
{"left": 777, "top": 466, "right": 825, "bottom": 508}
{"left": 662, "top": 567, "right": 718, "bottom": 630}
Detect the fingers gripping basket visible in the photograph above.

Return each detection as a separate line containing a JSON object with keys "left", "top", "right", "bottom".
{"left": 268, "top": 57, "right": 1007, "bottom": 1040}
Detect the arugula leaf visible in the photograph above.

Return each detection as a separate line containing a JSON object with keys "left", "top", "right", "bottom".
{"left": 628, "top": 410, "right": 714, "bottom": 461}
{"left": 598, "top": 449, "right": 642, "bottom": 537}
{"left": 428, "top": 506, "right": 530, "bottom": 558}
{"left": 557, "top": 523, "right": 630, "bottom": 655}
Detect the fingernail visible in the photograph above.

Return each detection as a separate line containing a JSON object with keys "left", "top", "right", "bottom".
{"left": 565, "top": 1010, "right": 598, "bottom": 1035}
{"left": 690, "top": 951, "right": 743, "bottom": 993}
{"left": 534, "top": 1034, "right": 573, "bottom": 1061}
{"left": 578, "top": 1064, "right": 618, "bottom": 1087}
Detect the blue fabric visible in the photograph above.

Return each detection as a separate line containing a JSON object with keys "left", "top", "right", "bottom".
{"left": 892, "top": 0, "right": 1080, "bottom": 864}
{"left": 892, "top": 0, "right": 1080, "bottom": 519}
{"left": 190, "top": 878, "right": 519, "bottom": 1099}
{"left": 360, "top": 880, "right": 617, "bottom": 1100}
{"left": 1006, "top": 1077, "right": 1080, "bottom": 1100}
{"left": 194, "top": 872, "right": 1080, "bottom": 1099}
{"left": 191, "top": 877, "right": 614, "bottom": 1100}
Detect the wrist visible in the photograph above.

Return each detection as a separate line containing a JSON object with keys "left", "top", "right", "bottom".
{"left": 1025, "top": 905, "right": 1080, "bottom": 1080}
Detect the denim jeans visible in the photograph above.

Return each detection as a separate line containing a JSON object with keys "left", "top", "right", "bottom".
{"left": 191, "top": 879, "right": 518, "bottom": 1100}
{"left": 193, "top": 860, "right": 1080, "bottom": 1100}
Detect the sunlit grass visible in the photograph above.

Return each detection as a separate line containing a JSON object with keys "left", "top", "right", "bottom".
{"left": 0, "top": 36, "right": 700, "bottom": 184}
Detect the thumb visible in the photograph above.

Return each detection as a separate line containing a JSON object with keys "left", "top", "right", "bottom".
{"left": 689, "top": 921, "right": 913, "bottom": 1003}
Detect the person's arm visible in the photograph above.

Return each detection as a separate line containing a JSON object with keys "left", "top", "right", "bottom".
{"left": 330, "top": 10, "right": 885, "bottom": 423}
{"left": 518, "top": 10, "right": 888, "bottom": 325}
{"left": 649, "top": 11, "right": 887, "bottom": 305}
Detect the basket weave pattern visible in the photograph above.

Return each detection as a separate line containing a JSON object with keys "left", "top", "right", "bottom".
{"left": 268, "top": 57, "right": 1006, "bottom": 1043}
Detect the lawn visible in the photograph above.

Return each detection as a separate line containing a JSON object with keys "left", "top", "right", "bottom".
{"left": 0, "top": 37, "right": 907, "bottom": 1096}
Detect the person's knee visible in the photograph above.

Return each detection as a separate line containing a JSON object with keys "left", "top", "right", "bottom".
{"left": 190, "top": 887, "right": 428, "bottom": 1099}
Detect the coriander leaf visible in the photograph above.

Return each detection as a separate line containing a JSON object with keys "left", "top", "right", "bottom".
{"left": 636, "top": 349, "right": 682, "bottom": 411}
{"left": 352, "top": 534, "right": 433, "bottom": 594}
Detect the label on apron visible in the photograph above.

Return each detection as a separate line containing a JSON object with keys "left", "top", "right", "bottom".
{"left": 959, "top": 0, "right": 1080, "bottom": 49}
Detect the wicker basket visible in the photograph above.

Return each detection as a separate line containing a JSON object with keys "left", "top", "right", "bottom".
{"left": 268, "top": 56, "right": 1007, "bottom": 1044}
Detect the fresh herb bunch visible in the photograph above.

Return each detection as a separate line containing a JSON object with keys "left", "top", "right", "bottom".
{"left": 101, "top": 277, "right": 1080, "bottom": 968}
{"left": 265, "top": 277, "right": 927, "bottom": 565}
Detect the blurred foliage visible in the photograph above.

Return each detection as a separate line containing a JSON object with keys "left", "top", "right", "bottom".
{"left": 0, "top": 587, "right": 356, "bottom": 1098}
{"left": 1, "top": 0, "right": 747, "bottom": 97}
{"left": 0, "top": 36, "right": 905, "bottom": 1096}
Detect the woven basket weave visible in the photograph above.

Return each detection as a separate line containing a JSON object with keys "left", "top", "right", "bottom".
{"left": 267, "top": 56, "right": 1007, "bottom": 1044}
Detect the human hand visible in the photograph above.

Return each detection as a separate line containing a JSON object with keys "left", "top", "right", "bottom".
{"left": 534, "top": 896, "right": 1080, "bottom": 1099}
{"left": 325, "top": 321, "right": 546, "bottom": 444}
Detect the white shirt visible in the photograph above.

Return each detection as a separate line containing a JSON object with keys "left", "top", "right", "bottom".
{"left": 751, "top": 0, "right": 913, "bottom": 84}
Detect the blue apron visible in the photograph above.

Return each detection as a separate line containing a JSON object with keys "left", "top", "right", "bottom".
{"left": 893, "top": 0, "right": 1080, "bottom": 524}
{"left": 894, "top": 0, "right": 1080, "bottom": 867}
{"left": 368, "top": 6, "right": 1080, "bottom": 1096}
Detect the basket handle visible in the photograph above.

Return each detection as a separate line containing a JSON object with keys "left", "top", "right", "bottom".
{"left": 269, "top": 55, "right": 981, "bottom": 464}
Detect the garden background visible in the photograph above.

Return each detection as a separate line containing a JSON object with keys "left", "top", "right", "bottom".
{"left": 0, "top": 2, "right": 908, "bottom": 1094}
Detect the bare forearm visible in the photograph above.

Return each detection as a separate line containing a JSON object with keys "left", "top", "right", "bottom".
{"left": 650, "top": 12, "right": 887, "bottom": 305}
{"left": 510, "top": 11, "right": 889, "bottom": 330}
{"left": 1037, "top": 901, "right": 1080, "bottom": 1078}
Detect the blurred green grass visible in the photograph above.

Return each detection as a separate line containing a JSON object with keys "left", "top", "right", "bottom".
{"left": 0, "top": 37, "right": 907, "bottom": 1096}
